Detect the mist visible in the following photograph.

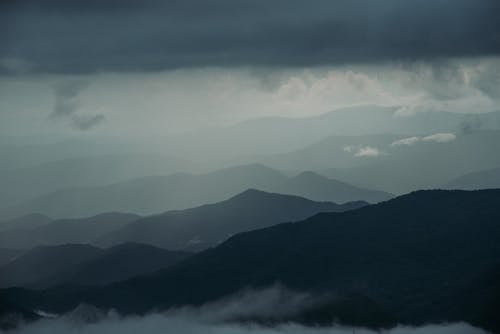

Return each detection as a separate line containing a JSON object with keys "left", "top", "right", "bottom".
{"left": 5, "top": 286, "right": 491, "bottom": 334}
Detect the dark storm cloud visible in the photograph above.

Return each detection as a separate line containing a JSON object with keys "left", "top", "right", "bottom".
{"left": 1, "top": 0, "right": 500, "bottom": 74}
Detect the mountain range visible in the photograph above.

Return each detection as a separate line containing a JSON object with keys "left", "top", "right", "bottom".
{"left": 2, "top": 189, "right": 500, "bottom": 332}
{"left": 94, "top": 189, "right": 367, "bottom": 250}
{"left": 444, "top": 166, "right": 500, "bottom": 190}
{"left": 0, "top": 153, "right": 194, "bottom": 209}
{"left": 0, "top": 243, "right": 190, "bottom": 289}
{"left": 0, "top": 213, "right": 140, "bottom": 249}
{"left": 314, "top": 130, "right": 500, "bottom": 194}
{"left": 0, "top": 164, "right": 389, "bottom": 219}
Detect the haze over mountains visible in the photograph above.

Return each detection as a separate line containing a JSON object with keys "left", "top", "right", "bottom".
{"left": 0, "top": 213, "right": 139, "bottom": 249}
{"left": 0, "top": 164, "right": 387, "bottom": 219}
{"left": 1, "top": 107, "right": 499, "bottom": 216}
{"left": 444, "top": 167, "right": 500, "bottom": 190}
{"left": 157, "top": 107, "right": 500, "bottom": 166}
{"left": 0, "top": 154, "right": 193, "bottom": 209}
{"left": 3, "top": 1, "right": 500, "bottom": 332}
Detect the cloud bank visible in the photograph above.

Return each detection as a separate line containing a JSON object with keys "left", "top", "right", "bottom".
{"left": 6, "top": 286, "right": 489, "bottom": 334}
{"left": 1, "top": 0, "right": 500, "bottom": 74}
{"left": 9, "top": 315, "right": 490, "bottom": 334}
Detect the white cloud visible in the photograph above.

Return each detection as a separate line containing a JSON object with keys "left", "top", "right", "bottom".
{"left": 7, "top": 286, "right": 491, "bottom": 334}
{"left": 354, "top": 146, "right": 382, "bottom": 157}
{"left": 342, "top": 146, "right": 355, "bottom": 153}
{"left": 391, "top": 133, "right": 456, "bottom": 147}
{"left": 391, "top": 137, "right": 421, "bottom": 147}
{"left": 422, "top": 133, "right": 457, "bottom": 143}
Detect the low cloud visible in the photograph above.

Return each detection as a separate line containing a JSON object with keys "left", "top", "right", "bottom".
{"left": 391, "top": 133, "right": 456, "bottom": 147}
{"left": 7, "top": 286, "right": 490, "bottom": 334}
{"left": 71, "top": 114, "right": 106, "bottom": 131}
{"left": 421, "top": 133, "right": 456, "bottom": 143}
{"left": 344, "top": 145, "right": 384, "bottom": 158}
{"left": 391, "top": 137, "right": 420, "bottom": 147}
{"left": 9, "top": 316, "right": 489, "bottom": 334}
{"left": 354, "top": 146, "right": 383, "bottom": 158}
{"left": 47, "top": 80, "right": 105, "bottom": 131}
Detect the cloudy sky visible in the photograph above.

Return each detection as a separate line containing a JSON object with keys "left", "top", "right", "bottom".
{"left": 1, "top": 0, "right": 500, "bottom": 136}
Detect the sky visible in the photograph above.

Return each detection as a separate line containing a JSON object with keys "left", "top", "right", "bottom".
{"left": 1, "top": 0, "right": 500, "bottom": 137}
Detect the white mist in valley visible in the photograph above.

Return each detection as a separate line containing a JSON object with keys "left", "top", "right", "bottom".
{"left": 6, "top": 314, "right": 489, "bottom": 334}
{"left": 4, "top": 287, "right": 490, "bottom": 334}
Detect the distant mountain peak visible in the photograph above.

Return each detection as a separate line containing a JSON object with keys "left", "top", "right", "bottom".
{"left": 228, "top": 188, "right": 284, "bottom": 201}
{"left": 209, "top": 163, "right": 284, "bottom": 177}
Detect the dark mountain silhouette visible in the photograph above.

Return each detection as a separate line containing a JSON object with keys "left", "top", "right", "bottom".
{"left": 0, "top": 243, "right": 190, "bottom": 289}
{"left": 0, "top": 244, "right": 102, "bottom": 289}
{"left": 444, "top": 167, "right": 500, "bottom": 190}
{"left": 0, "top": 213, "right": 140, "bottom": 249}
{"left": 95, "top": 189, "right": 367, "bottom": 250}
{"left": 5, "top": 189, "right": 499, "bottom": 332}
{"left": 0, "top": 213, "right": 52, "bottom": 232}
{"left": 34, "top": 243, "right": 191, "bottom": 288}
{"left": 0, "top": 164, "right": 386, "bottom": 219}
{"left": 0, "top": 299, "right": 39, "bottom": 331}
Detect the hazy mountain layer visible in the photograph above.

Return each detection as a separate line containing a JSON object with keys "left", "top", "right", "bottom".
{"left": 95, "top": 189, "right": 367, "bottom": 250}
{"left": 444, "top": 167, "right": 500, "bottom": 190}
{"left": 0, "top": 213, "right": 140, "bottom": 249}
{"left": 309, "top": 131, "right": 500, "bottom": 194}
{"left": 0, "top": 214, "right": 52, "bottom": 232}
{"left": 0, "top": 165, "right": 388, "bottom": 219}
{"left": 0, "top": 154, "right": 194, "bottom": 209}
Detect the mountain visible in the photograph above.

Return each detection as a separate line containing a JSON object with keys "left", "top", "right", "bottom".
{"left": 260, "top": 133, "right": 400, "bottom": 171}
{"left": 3, "top": 107, "right": 499, "bottom": 176}
{"left": 0, "top": 244, "right": 102, "bottom": 289}
{"left": 164, "top": 106, "right": 500, "bottom": 167}
{"left": 34, "top": 243, "right": 191, "bottom": 288}
{"left": 0, "top": 164, "right": 385, "bottom": 219}
{"left": 0, "top": 153, "right": 194, "bottom": 209}
{"left": 0, "top": 248, "right": 22, "bottom": 266}
{"left": 0, "top": 299, "right": 39, "bottom": 331}
{"left": 7, "top": 189, "right": 499, "bottom": 331}
{"left": 444, "top": 167, "right": 500, "bottom": 190}
{"left": 316, "top": 130, "right": 500, "bottom": 194}
{"left": 0, "top": 213, "right": 52, "bottom": 232}
{"left": 66, "top": 243, "right": 189, "bottom": 287}
{"left": 0, "top": 243, "right": 190, "bottom": 289}
{"left": 269, "top": 171, "right": 391, "bottom": 204}
{"left": 95, "top": 189, "right": 368, "bottom": 250}
{"left": 0, "top": 213, "right": 140, "bottom": 249}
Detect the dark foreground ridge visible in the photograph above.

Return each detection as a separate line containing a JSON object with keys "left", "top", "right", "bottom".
{"left": 2, "top": 189, "right": 500, "bottom": 332}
